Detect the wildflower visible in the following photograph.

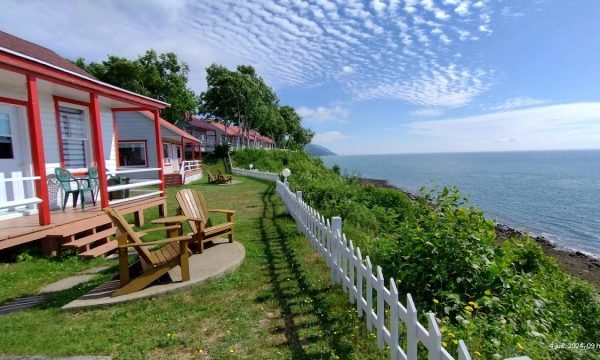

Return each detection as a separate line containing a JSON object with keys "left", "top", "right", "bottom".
{"left": 198, "top": 349, "right": 204, "bottom": 353}
{"left": 468, "top": 301, "right": 476, "bottom": 306}
{"left": 474, "top": 351, "right": 481, "bottom": 357}
{"left": 433, "top": 298, "right": 439, "bottom": 304}
{"left": 230, "top": 349, "right": 234, "bottom": 353}
{"left": 484, "top": 290, "right": 492, "bottom": 296}
{"left": 453, "top": 340, "right": 459, "bottom": 345}
{"left": 516, "top": 343, "right": 524, "bottom": 350}
{"left": 448, "top": 332, "right": 455, "bottom": 338}
{"left": 442, "top": 341, "right": 448, "bottom": 347}
{"left": 167, "top": 333, "right": 171, "bottom": 337}
{"left": 464, "top": 305, "right": 473, "bottom": 313}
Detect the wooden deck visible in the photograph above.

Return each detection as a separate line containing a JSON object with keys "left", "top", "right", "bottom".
{"left": 0, "top": 196, "right": 167, "bottom": 253}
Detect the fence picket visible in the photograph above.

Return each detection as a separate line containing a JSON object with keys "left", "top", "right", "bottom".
{"left": 376, "top": 266, "right": 385, "bottom": 349}
{"left": 406, "top": 294, "right": 418, "bottom": 360}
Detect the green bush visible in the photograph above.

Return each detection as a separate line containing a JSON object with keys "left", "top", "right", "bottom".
{"left": 232, "top": 149, "right": 600, "bottom": 359}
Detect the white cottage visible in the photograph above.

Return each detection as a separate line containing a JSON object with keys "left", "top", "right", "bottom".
{"left": 0, "top": 31, "right": 171, "bottom": 254}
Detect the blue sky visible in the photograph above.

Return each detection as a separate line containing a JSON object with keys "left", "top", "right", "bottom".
{"left": 2, "top": 0, "right": 600, "bottom": 154}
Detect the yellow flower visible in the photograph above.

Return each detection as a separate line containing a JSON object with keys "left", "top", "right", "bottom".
{"left": 464, "top": 305, "right": 473, "bottom": 313}
{"left": 468, "top": 301, "right": 476, "bottom": 306}
{"left": 516, "top": 343, "right": 524, "bottom": 350}
{"left": 230, "top": 349, "right": 235, "bottom": 353}
{"left": 433, "top": 298, "right": 439, "bottom": 304}
{"left": 448, "top": 332, "right": 455, "bottom": 338}
{"left": 198, "top": 349, "right": 204, "bottom": 353}
{"left": 474, "top": 351, "right": 481, "bottom": 356}
{"left": 442, "top": 341, "right": 448, "bottom": 347}
{"left": 453, "top": 340, "right": 459, "bottom": 345}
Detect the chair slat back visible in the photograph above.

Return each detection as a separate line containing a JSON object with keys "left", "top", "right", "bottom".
{"left": 176, "top": 189, "right": 211, "bottom": 232}
{"left": 54, "top": 167, "right": 77, "bottom": 192}
{"left": 104, "top": 207, "right": 156, "bottom": 264}
{"left": 88, "top": 166, "right": 99, "bottom": 189}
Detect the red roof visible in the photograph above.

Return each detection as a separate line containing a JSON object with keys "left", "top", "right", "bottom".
{"left": 139, "top": 111, "right": 198, "bottom": 142}
{"left": 188, "top": 116, "right": 274, "bottom": 144}
{"left": 0, "top": 31, "right": 95, "bottom": 79}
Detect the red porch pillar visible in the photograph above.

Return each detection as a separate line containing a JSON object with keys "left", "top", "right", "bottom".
{"left": 25, "top": 75, "right": 50, "bottom": 225}
{"left": 180, "top": 136, "right": 186, "bottom": 160}
{"left": 153, "top": 110, "right": 165, "bottom": 195}
{"left": 89, "top": 93, "right": 109, "bottom": 208}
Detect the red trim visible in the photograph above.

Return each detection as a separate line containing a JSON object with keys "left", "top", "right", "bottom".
{"left": 112, "top": 110, "right": 119, "bottom": 168}
{"left": 89, "top": 93, "right": 109, "bottom": 208}
{"left": 0, "top": 54, "right": 166, "bottom": 110}
{"left": 0, "top": 96, "right": 27, "bottom": 107}
{"left": 53, "top": 95, "right": 88, "bottom": 108}
{"left": 25, "top": 75, "right": 50, "bottom": 225}
{"left": 111, "top": 107, "right": 148, "bottom": 112}
{"left": 118, "top": 140, "right": 149, "bottom": 168}
{"left": 153, "top": 110, "right": 165, "bottom": 195}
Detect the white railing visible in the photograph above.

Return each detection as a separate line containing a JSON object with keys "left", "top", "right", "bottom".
{"left": 107, "top": 168, "right": 163, "bottom": 205}
{"left": 232, "top": 167, "right": 279, "bottom": 181}
{"left": 235, "top": 168, "right": 528, "bottom": 360}
{"left": 180, "top": 160, "right": 202, "bottom": 184}
{"left": 0, "top": 173, "right": 41, "bottom": 214}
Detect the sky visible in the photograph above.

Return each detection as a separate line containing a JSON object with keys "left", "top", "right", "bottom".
{"left": 2, "top": 0, "right": 600, "bottom": 155}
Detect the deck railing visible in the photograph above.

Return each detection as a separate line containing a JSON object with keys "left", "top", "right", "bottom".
{"left": 0, "top": 172, "right": 41, "bottom": 217}
{"left": 179, "top": 160, "right": 202, "bottom": 183}
{"left": 107, "top": 168, "right": 162, "bottom": 205}
{"left": 235, "top": 168, "right": 530, "bottom": 360}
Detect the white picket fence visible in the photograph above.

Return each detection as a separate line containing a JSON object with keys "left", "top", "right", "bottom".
{"left": 237, "top": 168, "right": 528, "bottom": 360}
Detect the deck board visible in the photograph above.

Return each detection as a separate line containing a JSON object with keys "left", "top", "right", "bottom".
{"left": 0, "top": 197, "right": 166, "bottom": 251}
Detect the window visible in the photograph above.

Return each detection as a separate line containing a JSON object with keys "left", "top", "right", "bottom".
{"left": 119, "top": 141, "right": 147, "bottom": 167}
{"left": 163, "top": 143, "right": 170, "bottom": 158}
{"left": 176, "top": 145, "right": 182, "bottom": 159}
{"left": 59, "top": 106, "right": 88, "bottom": 168}
{"left": 0, "top": 113, "right": 13, "bottom": 159}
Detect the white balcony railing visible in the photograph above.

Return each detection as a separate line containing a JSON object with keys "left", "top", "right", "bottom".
{"left": 0, "top": 172, "right": 41, "bottom": 219}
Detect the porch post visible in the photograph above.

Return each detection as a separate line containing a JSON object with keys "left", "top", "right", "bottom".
{"left": 25, "top": 75, "right": 50, "bottom": 225}
{"left": 153, "top": 110, "right": 165, "bottom": 195}
{"left": 192, "top": 141, "right": 196, "bottom": 161}
{"left": 89, "top": 93, "right": 109, "bottom": 208}
{"left": 180, "top": 136, "right": 185, "bottom": 160}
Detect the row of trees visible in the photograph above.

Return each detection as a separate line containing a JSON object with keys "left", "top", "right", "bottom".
{"left": 74, "top": 51, "right": 313, "bottom": 149}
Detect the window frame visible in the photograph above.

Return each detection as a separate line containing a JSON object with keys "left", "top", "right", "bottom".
{"left": 118, "top": 140, "right": 149, "bottom": 168}
{"left": 57, "top": 104, "right": 90, "bottom": 170}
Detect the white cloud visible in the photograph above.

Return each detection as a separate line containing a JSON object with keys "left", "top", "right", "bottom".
{"left": 491, "top": 97, "right": 548, "bottom": 111}
{"left": 0, "top": 0, "right": 500, "bottom": 107}
{"left": 405, "top": 103, "right": 600, "bottom": 153}
{"left": 312, "top": 131, "right": 351, "bottom": 144}
{"left": 297, "top": 105, "right": 350, "bottom": 123}
{"left": 410, "top": 108, "right": 444, "bottom": 117}
{"left": 342, "top": 65, "right": 354, "bottom": 74}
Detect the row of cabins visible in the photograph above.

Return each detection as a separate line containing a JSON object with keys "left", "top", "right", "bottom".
{"left": 0, "top": 30, "right": 274, "bottom": 256}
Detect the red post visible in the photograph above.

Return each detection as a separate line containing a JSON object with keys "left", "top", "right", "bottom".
{"left": 25, "top": 75, "right": 50, "bottom": 225}
{"left": 153, "top": 110, "right": 165, "bottom": 195}
{"left": 89, "top": 93, "right": 109, "bottom": 208}
{"left": 180, "top": 136, "right": 185, "bottom": 160}
{"left": 192, "top": 141, "right": 196, "bottom": 161}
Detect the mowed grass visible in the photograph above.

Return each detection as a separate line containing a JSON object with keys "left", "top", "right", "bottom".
{"left": 0, "top": 175, "right": 387, "bottom": 359}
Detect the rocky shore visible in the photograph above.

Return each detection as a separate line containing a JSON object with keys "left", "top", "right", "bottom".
{"left": 359, "top": 177, "right": 600, "bottom": 290}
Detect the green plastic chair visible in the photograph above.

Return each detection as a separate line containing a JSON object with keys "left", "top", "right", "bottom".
{"left": 54, "top": 167, "right": 97, "bottom": 210}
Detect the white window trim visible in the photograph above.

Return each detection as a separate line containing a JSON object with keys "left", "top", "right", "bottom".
{"left": 58, "top": 104, "right": 91, "bottom": 171}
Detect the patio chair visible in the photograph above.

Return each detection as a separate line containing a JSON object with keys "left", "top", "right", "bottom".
{"left": 54, "top": 167, "right": 97, "bottom": 210}
{"left": 216, "top": 170, "right": 232, "bottom": 184}
{"left": 104, "top": 207, "right": 191, "bottom": 297}
{"left": 206, "top": 170, "right": 219, "bottom": 184}
{"left": 176, "top": 189, "right": 235, "bottom": 253}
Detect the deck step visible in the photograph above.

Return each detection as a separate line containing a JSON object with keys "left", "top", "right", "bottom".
{"left": 62, "top": 227, "right": 116, "bottom": 249}
{"left": 79, "top": 240, "right": 118, "bottom": 258}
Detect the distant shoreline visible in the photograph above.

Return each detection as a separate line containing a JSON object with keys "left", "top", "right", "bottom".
{"left": 359, "top": 177, "right": 600, "bottom": 290}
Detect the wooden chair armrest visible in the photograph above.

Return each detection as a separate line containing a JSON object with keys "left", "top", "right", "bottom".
{"left": 118, "top": 235, "right": 192, "bottom": 248}
{"left": 151, "top": 215, "right": 188, "bottom": 224}
{"left": 208, "top": 209, "right": 236, "bottom": 214}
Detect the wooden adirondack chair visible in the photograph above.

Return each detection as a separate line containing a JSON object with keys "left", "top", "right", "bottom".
{"left": 206, "top": 170, "right": 219, "bottom": 184}
{"left": 216, "top": 170, "right": 232, "bottom": 184}
{"left": 104, "top": 207, "right": 192, "bottom": 297}
{"left": 176, "top": 189, "right": 235, "bottom": 253}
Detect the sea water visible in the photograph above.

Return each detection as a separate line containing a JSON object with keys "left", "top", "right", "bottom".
{"left": 322, "top": 150, "right": 600, "bottom": 257}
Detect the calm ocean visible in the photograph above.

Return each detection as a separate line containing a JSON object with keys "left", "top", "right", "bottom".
{"left": 322, "top": 150, "right": 600, "bottom": 257}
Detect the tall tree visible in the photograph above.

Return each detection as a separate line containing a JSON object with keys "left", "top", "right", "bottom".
{"left": 73, "top": 50, "right": 199, "bottom": 123}
{"left": 201, "top": 64, "right": 313, "bottom": 149}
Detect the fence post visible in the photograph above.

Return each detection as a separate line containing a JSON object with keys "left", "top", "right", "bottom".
{"left": 458, "top": 340, "right": 472, "bottom": 360}
{"left": 376, "top": 266, "right": 385, "bottom": 349}
{"left": 331, "top": 216, "right": 342, "bottom": 284}
{"left": 390, "top": 279, "right": 400, "bottom": 360}
{"left": 366, "top": 256, "right": 374, "bottom": 331}
{"left": 406, "top": 294, "right": 418, "bottom": 360}
{"left": 356, "top": 247, "right": 363, "bottom": 316}
{"left": 427, "top": 313, "right": 442, "bottom": 360}
{"left": 284, "top": 180, "right": 290, "bottom": 214}
{"left": 349, "top": 240, "right": 355, "bottom": 304}
{"left": 295, "top": 191, "right": 302, "bottom": 233}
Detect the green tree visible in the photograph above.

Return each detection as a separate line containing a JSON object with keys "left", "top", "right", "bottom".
{"left": 73, "top": 50, "right": 199, "bottom": 123}
{"left": 201, "top": 64, "right": 313, "bottom": 149}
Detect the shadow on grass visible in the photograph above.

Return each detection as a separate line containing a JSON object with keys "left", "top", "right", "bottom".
{"left": 256, "top": 183, "right": 355, "bottom": 359}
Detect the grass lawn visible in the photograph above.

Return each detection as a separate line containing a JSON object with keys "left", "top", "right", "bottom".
{"left": 0, "top": 173, "right": 387, "bottom": 359}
